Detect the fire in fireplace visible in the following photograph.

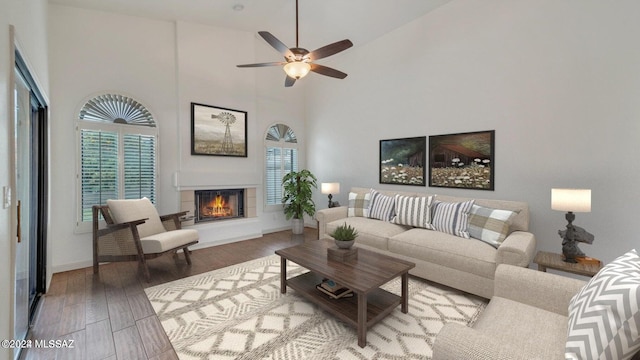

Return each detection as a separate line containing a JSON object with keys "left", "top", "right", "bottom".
{"left": 195, "top": 189, "right": 244, "bottom": 223}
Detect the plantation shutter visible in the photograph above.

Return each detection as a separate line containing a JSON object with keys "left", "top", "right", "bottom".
{"left": 266, "top": 147, "right": 282, "bottom": 205}
{"left": 265, "top": 147, "right": 298, "bottom": 205}
{"left": 80, "top": 129, "right": 119, "bottom": 221}
{"left": 264, "top": 124, "right": 298, "bottom": 206}
{"left": 123, "top": 134, "right": 156, "bottom": 202}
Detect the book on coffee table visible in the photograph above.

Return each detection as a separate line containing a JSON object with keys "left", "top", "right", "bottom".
{"left": 316, "top": 279, "right": 354, "bottom": 299}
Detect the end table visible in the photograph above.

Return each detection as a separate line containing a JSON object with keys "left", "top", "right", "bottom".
{"left": 534, "top": 251, "right": 602, "bottom": 277}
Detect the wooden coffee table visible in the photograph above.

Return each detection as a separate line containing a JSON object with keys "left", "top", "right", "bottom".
{"left": 275, "top": 240, "right": 415, "bottom": 347}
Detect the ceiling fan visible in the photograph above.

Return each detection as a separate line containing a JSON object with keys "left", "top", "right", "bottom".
{"left": 236, "top": 0, "right": 353, "bottom": 87}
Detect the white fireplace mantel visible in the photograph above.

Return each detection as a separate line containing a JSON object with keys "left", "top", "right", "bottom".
{"left": 173, "top": 171, "right": 260, "bottom": 191}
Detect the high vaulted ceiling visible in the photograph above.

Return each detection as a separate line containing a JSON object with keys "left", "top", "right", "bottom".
{"left": 49, "top": 0, "right": 451, "bottom": 50}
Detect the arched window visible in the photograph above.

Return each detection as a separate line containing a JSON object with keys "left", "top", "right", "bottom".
{"left": 77, "top": 93, "right": 158, "bottom": 225}
{"left": 264, "top": 124, "right": 298, "bottom": 206}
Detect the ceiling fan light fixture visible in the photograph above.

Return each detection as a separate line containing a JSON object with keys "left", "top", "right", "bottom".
{"left": 283, "top": 61, "right": 311, "bottom": 79}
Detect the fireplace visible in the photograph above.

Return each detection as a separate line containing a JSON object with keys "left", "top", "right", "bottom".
{"left": 195, "top": 189, "right": 245, "bottom": 223}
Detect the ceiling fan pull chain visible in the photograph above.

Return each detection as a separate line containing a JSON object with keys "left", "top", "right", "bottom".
{"left": 295, "top": 0, "right": 299, "bottom": 48}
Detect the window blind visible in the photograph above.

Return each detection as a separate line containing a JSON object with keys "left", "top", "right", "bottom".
{"left": 123, "top": 134, "right": 156, "bottom": 202}
{"left": 80, "top": 130, "right": 118, "bottom": 221}
{"left": 265, "top": 146, "right": 298, "bottom": 205}
{"left": 80, "top": 130, "right": 156, "bottom": 222}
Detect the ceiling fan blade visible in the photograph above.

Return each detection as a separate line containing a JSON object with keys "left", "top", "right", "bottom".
{"left": 285, "top": 76, "right": 297, "bottom": 87}
{"left": 258, "top": 31, "right": 294, "bottom": 59}
{"left": 310, "top": 64, "right": 348, "bottom": 79}
{"left": 308, "top": 39, "right": 353, "bottom": 61}
{"left": 237, "top": 62, "right": 286, "bottom": 68}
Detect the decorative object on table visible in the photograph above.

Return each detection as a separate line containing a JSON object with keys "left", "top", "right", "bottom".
{"left": 321, "top": 182, "right": 340, "bottom": 208}
{"left": 534, "top": 251, "right": 602, "bottom": 278}
{"left": 191, "top": 103, "right": 247, "bottom": 157}
{"left": 236, "top": 0, "right": 352, "bottom": 87}
{"left": 379, "top": 136, "right": 426, "bottom": 186}
{"left": 316, "top": 279, "right": 354, "bottom": 299}
{"left": 428, "top": 130, "right": 495, "bottom": 190}
{"left": 329, "top": 222, "right": 358, "bottom": 248}
{"left": 282, "top": 169, "right": 317, "bottom": 234}
{"left": 551, "top": 188, "right": 595, "bottom": 263}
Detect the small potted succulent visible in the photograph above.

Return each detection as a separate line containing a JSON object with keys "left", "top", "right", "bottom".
{"left": 330, "top": 223, "right": 359, "bottom": 249}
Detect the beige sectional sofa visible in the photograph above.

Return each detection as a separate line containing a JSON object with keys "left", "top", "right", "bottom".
{"left": 316, "top": 187, "right": 536, "bottom": 299}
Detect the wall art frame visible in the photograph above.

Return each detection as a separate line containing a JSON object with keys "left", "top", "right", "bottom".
{"left": 379, "top": 136, "right": 426, "bottom": 186}
{"left": 428, "top": 130, "right": 495, "bottom": 190}
{"left": 191, "top": 102, "right": 248, "bottom": 157}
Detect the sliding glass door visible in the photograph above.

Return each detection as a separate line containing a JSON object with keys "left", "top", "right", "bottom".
{"left": 13, "top": 51, "right": 48, "bottom": 360}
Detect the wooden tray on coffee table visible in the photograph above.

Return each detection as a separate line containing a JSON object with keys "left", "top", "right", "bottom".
{"left": 275, "top": 239, "right": 415, "bottom": 348}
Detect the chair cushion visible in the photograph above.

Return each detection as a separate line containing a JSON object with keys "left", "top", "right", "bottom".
{"left": 473, "top": 297, "right": 568, "bottom": 359}
{"left": 389, "top": 228, "right": 497, "bottom": 279}
{"left": 107, "top": 197, "right": 166, "bottom": 238}
{"left": 327, "top": 217, "right": 409, "bottom": 251}
{"left": 141, "top": 229, "right": 199, "bottom": 253}
{"left": 566, "top": 249, "right": 640, "bottom": 360}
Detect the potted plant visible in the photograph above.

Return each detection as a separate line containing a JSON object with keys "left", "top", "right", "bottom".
{"left": 282, "top": 169, "right": 317, "bottom": 234}
{"left": 330, "top": 223, "right": 359, "bottom": 249}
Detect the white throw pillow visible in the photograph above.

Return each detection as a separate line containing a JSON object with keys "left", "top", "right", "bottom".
{"left": 566, "top": 249, "right": 640, "bottom": 360}
{"left": 392, "top": 194, "right": 434, "bottom": 229}
{"left": 348, "top": 192, "right": 371, "bottom": 217}
{"left": 467, "top": 204, "right": 518, "bottom": 248}
{"left": 107, "top": 197, "right": 166, "bottom": 238}
{"left": 368, "top": 189, "right": 395, "bottom": 221}
{"left": 431, "top": 200, "right": 474, "bottom": 238}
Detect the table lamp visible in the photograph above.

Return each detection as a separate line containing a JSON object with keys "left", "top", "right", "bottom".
{"left": 551, "top": 188, "right": 594, "bottom": 263}
{"left": 321, "top": 182, "right": 340, "bottom": 208}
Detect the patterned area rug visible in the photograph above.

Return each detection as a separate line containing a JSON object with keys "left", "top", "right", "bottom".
{"left": 145, "top": 255, "right": 487, "bottom": 360}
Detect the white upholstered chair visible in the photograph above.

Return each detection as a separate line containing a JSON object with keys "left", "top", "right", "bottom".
{"left": 92, "top": 197, "right": 199, "bottom": 281}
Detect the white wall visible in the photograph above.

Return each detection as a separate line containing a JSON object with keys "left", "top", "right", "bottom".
{"left": 1, "top": 1, "right": 49, "bottom": 358}
{"left": 307, "top": 0, "right": 640, "bottom": 265}
{"left": 48, "top": 5, "right": 178, "bottom": 271}
{"left": 48, "top": 5, "right": 306, "bottom": 271}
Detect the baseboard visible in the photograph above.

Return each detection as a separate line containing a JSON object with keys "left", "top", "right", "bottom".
{"left": 52, "top": 260, "right": 94, "bottom": 274}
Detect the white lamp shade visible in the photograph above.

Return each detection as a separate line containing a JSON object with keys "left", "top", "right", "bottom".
{"left": 283, "top": 61, "right": 311, "bottom": 79}
{"left": 551, "top": 188, "right": 591, "bottom": 212}
{"left": 321, "top": 182, "right": 340, "bottom": 195}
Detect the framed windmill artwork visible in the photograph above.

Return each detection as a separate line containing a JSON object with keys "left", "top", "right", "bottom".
{"left": 191, "top": 103, "right": 248, "bottom": 157}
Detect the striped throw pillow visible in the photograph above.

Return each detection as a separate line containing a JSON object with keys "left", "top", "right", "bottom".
{"left": 392, "top": 195, "right": 434, "bottom": 229}
{"left": 348, "top": 192, "right": 371, "bottom": 217}
{"left": 368, "top": 189, "right": 395, "bottom": 221}
{"left": 431, "top": 200, "right": 475, "bottom": 238}
{"left": 468, "top": 205, "right": 518, "bottom": 248}
{"left": 566, "top": 249, "right": 640, "bottom": 360}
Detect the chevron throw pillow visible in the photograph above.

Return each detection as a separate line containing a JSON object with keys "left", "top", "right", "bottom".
{"left": 566, "top": 249, "right": 640, "bottom": 360}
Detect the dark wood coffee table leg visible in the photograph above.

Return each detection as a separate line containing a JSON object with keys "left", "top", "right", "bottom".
{"left": 280, "top": 257, "right": 287, "bottom": 294}
{"left": 401, "top": 272, "right": 409, "bottom": 313}
{"left": 357, "top": 292, "right": 367, "bottom": 347}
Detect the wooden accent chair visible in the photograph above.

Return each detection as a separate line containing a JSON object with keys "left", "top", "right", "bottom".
{"left": 92, "top": 197, "right": 199, "bottom": 281}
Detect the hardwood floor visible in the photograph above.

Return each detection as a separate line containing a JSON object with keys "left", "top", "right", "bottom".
{"left": 21, "top": 228, "right": 317, "bottom": 360}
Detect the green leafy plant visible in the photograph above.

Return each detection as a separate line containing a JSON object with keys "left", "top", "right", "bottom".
{"left": 330, "top": 223, "right": 359, "bottom": 241}
{"left": 282, "top": 169, "right": 318, "bottom": 220}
